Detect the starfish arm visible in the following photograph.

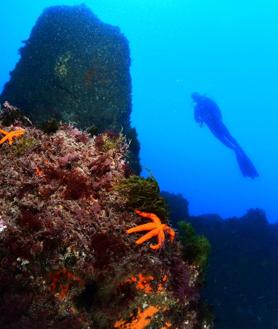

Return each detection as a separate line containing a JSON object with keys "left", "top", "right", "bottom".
{"left": 164, "top": 226, "right": 175, "bottom": 241}
{"left": 135, "top": 228, "right": 160, "bottom": 245}
{"left": 150, "top": 230, "right": 165, "bottom": 250}
{"left": 0, "top": 135, "right": 9, "bottom": 145}
{"left": 0, "top": 128, "right": 9, "bottom": 135}
{"left": 10, "top": 130, "right": 25, "bottom": 139}
{"left": 0, "top": 129, "right": 25, "bottom": 145}
{"left": 128, "top": 210, "right": 172, "bottom": 250}
{"left": 159, "top": 230, "right": 165, "bottom": 245}
{"left": 126, "top": 223, "right": 158, "bottom": 234}
{"left": 134, "top": 209, "right": 161, "bottom": 224}
{"left": 16, "top": 129, "right": 25, "bottom": 136}
{"left": 8, "top": 135, "right": 14, "bottom": 145}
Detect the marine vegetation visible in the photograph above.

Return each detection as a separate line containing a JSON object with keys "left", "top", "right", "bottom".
{"left": 161, "top": 192, "right": 211, "bottom": 276}
{"left": 178, "top": 222, "right": 211, "bottom": 276}
{"left": 115, "top": 175, "right": 169, "bottom": 220}
{"left": 0, "top": 118, "right": 212, "bottom": 329}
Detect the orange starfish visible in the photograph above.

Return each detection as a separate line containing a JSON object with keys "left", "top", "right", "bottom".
{"left": 127, "top": 210, "right": 175, "bottom": 250}
{"left": 0, "top": 128, "right": 25, "bottom": 145}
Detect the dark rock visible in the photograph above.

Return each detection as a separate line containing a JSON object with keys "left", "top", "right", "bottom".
{"left": 164, "top": 190, "right": 278, "bottom": 329}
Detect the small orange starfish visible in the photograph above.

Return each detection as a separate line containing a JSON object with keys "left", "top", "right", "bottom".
{"left": 0, "top": 127, "right": 25, "bottom": 145}
{"left": 127, "top": 210, "right": 175, "bottom": 250}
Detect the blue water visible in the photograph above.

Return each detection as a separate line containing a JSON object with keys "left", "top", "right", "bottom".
{"left": 1, "top": 0, "right": 278, "bottom": 221}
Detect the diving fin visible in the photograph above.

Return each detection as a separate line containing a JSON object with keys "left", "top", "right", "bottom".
{"left": 234, "top": 148, "right": 259, "bottom": 179}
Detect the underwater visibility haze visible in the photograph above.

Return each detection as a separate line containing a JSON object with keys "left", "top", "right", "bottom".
{"left": 1, "top": 0, "right": 278, "bottom": 222}
{"left": 1, "top": 0, "right": 278, "bottom": 221}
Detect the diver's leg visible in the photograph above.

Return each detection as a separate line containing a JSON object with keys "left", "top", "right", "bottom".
{"left": 234, "top": 147, "right": 259, "bottom": 178}
{"left": 208, "top": 122, "right": 238, "bottom": 150}
{"left": 221, "top": 124, "right": 241, "bottom": 149}
{"left": 206, "top": 120, "right": 258, "bottom": 178}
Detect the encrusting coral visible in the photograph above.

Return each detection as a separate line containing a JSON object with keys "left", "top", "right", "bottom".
{"left": 0, "top": 115, "right": 212, "bottom": 328}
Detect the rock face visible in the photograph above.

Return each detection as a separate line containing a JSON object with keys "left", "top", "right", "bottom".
{"left": 163, "top": 191, "right": 278, "bottom": 329}
{"left": 0, "top": 119, "right": 212, "bottom": 328}
{"left": 1, "top": 5, "right": 140, "bottom": 174}
{"left": 190, "top": 210, "right": 278, "bottom": 329}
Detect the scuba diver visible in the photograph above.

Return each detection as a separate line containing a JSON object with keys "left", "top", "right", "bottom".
{"left": 191, "top": 92, "right": 259, "bottom": 178}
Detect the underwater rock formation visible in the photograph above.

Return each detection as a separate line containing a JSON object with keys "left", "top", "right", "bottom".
{"left": 164, "top": 192, "right": 278, "bottom": 329}
{"left": 0, "top": 4, "right": 141, "bottom": 174}
{"left": 192, "top": 210, "right": 278, "bottom": 329}
{"left": 0, "top": 116, "right": 212, "bottom": 328}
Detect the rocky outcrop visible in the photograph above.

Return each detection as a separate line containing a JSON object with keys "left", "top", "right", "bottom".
{"left": 0, "top": 116, "right": 211, "bottom": 328}
{"left": 1, "top": 5, "right": 140, "bottom": 174}
{"left": 163, "top": 191, "right": 278, "bottom": 329}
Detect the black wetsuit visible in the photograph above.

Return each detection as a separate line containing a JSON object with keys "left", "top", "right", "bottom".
{"left": 192, "top": 93, "right": 259, "bottom": 178}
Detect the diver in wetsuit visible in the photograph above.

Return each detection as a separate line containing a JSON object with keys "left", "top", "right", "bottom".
{"left": 191, "top": 92, "right": 259, "bottom": 178}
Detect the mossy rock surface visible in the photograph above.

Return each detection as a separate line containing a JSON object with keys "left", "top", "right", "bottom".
{"left": 0, "top": 124, "right": 211, "bottom": 329}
